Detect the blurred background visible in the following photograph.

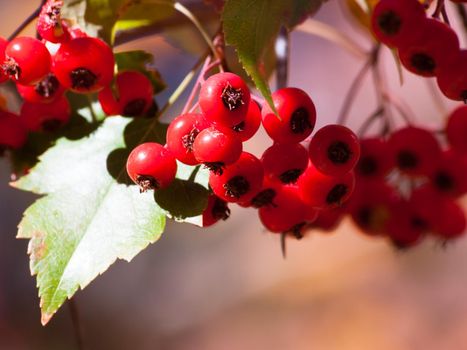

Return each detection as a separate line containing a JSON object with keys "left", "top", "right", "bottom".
{"left": 1, "top": 0, "right": 467, "bottom": 349}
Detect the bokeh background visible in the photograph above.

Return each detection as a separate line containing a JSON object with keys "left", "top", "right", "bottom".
{"left": 1, "top": 1, "right": 467, "bottom": 349}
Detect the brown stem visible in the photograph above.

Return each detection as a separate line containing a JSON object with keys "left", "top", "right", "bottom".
{"left": 68, "top": 298, "right": 85, "bottom": 350}
{"left": 432, "top": 0, "right": 445, "bottom": 19}
{"left": 8, "top": 0, "right": 47, "bottom": 41}
{"left": 456, "top": 3, "right": 467, "bottom": 33}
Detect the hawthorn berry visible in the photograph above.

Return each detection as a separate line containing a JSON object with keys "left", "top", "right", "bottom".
{"left": 0, "top": 110, "right": 27, "bottom": 151}
{"left": 230, "top": 101, "right": 261, "bottom": 142}
{"left": 432, "top": 198, "right": 466, "bottom": 240}
{"left": 429, "top": 150, "right": 467, "bottom": 197}
{"left": 53, "top": 37, "right": 114, "bottom": 93}
{"left": 37, "top": 0, "right": 70, "bottom": 43}
{"left": 0, "top": 37, "right": 8, "bottom": 83}
{"left": 199, "top": 72, "right": 251, "bottom": 127}
{"left": 261, "top": 143, "right": 308, "bottom": 184}
{"left": 98, "top": 71, "right": 154, "bottom": 117}
{"left": 202, "top": 195, "right": 230, "bottom": 227}
{"left": 388, "top": 126, "right": 441, "bottom": 176}
{"left": 309, "top": 124, "right": 360, "bottom": 176}
{"left": 356, "top": 138, "right": 393, "bottom": 178}
{"left": 126, "top": 142, "right": 177, "bottom": 192}
{"left": 398, "top": 18, "right": 460, "bottom": 77}
{"left": 258, "top": 185, "right": 307, "bottom": 235}
{"left": 309, "top": 207, "right": 345, "bottom": 232}
{"left": 16, "top": 73, "right": 65, "bottom": 103}
{"left": 446, "top": 105, "right": 467, "bottom": 153}
{"left": 385, "top": 200, "right": 424, "bottom": 249}
{"left": 248, "top": 176, "right": 282, "bottom": 208}
{"left": 166, "top": 113, "right": 210, "bottom": 165}
{"left": 437, "top": 50, "right": 467, "bottom": 101}
{"left": 3, "top": 37, "right": 51, "bottom": 85}
{"left": 262, "top": 87, "right": 316, "bottom": 144}
{"left": 297, "top": 163, "right": 355, "bottom": 209}
{"left": 20, "top": 95, "right": 71, "bottom": 132}
{"left": 370, "top": 0, "right": 426, "bottom": 48}
{"left": 209, "top": 152, "right": 264, "bottom": 203}
{"left": 193, "top": 126, "right": 242, "bottom": 174}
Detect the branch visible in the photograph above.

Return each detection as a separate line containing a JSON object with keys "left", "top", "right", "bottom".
{"left": 8, "top": 0, "right": 47, "bottom": 41}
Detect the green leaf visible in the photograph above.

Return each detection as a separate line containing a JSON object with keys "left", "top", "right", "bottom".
{"left": 62, "top": 0, "right": 175, "bottom": 44}
{"left": 14, "top": 116, "right": 209, "bottom": 325}
{"left": 222, "top": 0, "right": 326, "bottom": 111}
{"left": 115, "top": 51, "right": 166, "bottom": 93}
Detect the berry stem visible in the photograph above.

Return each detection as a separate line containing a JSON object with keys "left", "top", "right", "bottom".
{"left": 456, "top": 3, "right": 467, "bottom": 34}
{"left": 188, "top": 101, "right": 199, "bottom": 113}
{"left": 182, "top": 55, "right": 211, "bottom": 114}
{"left": 275, "top": 26, "right": 289, "bottom": 89}
{"left": 357, "top": 107, "right": 385, "bottom": 137}
{"left": 432, "top": 0, "right": 445, "bottom": 19}
{"left": 8, "top": 0, "right": 47, "bottom": 41}
{"left": 173, "top": 2, "right": 224, "bottom": 71}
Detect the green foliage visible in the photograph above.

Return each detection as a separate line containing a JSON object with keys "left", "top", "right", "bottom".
{"left": 14, "top": 116, "right": 209, "bottom": 324}
{"left": 222, "top": 0, "right": 326, "bottom": 111}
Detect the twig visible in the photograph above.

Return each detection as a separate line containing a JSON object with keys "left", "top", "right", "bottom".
{"left": 456, "top": 3, "right": 467, "bottom": 34}
{"left": 182, "top": 55, "right": 211, "bottom": 114}
{"left": 68, "top": 299, "right": 85, "bottom": 350}
{"left": 275, "top": 26, "right": 289, "bottom": 90}
{"left": 357, "top": 107, "right": 384, "bottom": 137}
{"left": 432, "top": 0, "right": 445, "bottom": 19}
{"left": 8, "top": 0, "right": 47, "bottom": 41}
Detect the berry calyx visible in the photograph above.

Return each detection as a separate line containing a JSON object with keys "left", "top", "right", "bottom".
{"left": 230, "top": 101, "right": 261, "bottom": 142}
{"left": 126, "top": 143, "right": 177, "bottom": 192}
{"left": 37, "top": 0, "right": 70, "bottom": 43}
{"left": 202, "top": 195, "right": 230, "bottom": 227}
{"left": 356, "top": 138, "right": 394, "bottom": 178}
{"left": 16, "top": 73, "right": 65, "bottom": 103}
{"left": 261, "top": 143, "right": 308, "bottom": 184}
{"left": 20, "top": 95, "right": 71, "bottom": 132}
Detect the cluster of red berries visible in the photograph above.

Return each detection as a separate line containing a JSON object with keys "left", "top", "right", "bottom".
{"left": 126, "top": 72, "right": 362, "bottom": 236}
{"left": 309, "top": 106, "right": 467, "bottom": 249}
{"left": 0, "top": 0, "right": 154, "bottom": 154}
{"left": 371, "top": 0, "right": 466, "bottom": 101}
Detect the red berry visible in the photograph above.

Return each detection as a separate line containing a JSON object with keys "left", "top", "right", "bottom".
{"left": 429, "top": 150, "right": 467, "bottom": 197}
{"left": 262, "top": 87, "right": 316, "bottom": 144}
{"left": 98, "top": 70, "right": 154, "bottom": 117}
{"left": 385, "top": 200, "right": 424, "bottom": 249}
{"left": 398, "top": 18, "right": 460, "bottom": 77}
{"left": 16, "top": 73, "right": 65, "bottom": 103}
{"left": 202, "top": 195, "right": 230, "bottom": 227}
{"left": 356, "top": 137, "right": 394, "bottom": 178}
{"left": 248, "top": 176, "right": 282, "bottom": 208}
{"left": 209, "top": 152, "right": 263, "bottom": 203}
{"left": 261, "top": 143, "right": 308, "bottom": 184}
{"left": 310, "top": 207, "right": 345, "bottom": 232}
{"left": 230, "top": 101, "right": 261, "bottom": 142}
{"left": 297, "top": 163, "right": 355, "bottom": 209}
{"left": 388, "top": 126, "right": 441, "bottom": 176}
{"left": 446, "top": 105, "right": 467, "bottom": 153}
{"left": 20, "top": 95, "right": 70, "bottom": 132}
{"left": 0, "top": 37, "right": 9, "bottom": 83}
{"left": 3, "top": 37, "right": 51, "bottom": 85}
{"left": 309, "top": 124, "right": 360, "bottom": 176}
{"left": 199, "top": 72, "right": 250, "bottom": 127}
{"left": 259, "top": 185, "right": 307, "bottom": 234}
{"left": 37, "top": 0, "right": 70, "bottom": 43}
{"left": 193, "top": 126, "right": 242, "bottom": 174}
{"left": 432, "top": 198, "right": 466, "bottom": 240}
{"left": 370, "top": 0, "right": 426, "bottom": 48}
{"left": 0, "top": 110, "right": 27, "bottom": 150}
{"left": 126, "top": 142, "right": 177, "bottom": 192}
{"left": 53, "top": 37, "right": 114, "bottom": 93}
{"left": 166, "top": 113, "right": 210, "bottom": 165}
{"left": 437, "top": 50, "right": 467, "bottom": 101}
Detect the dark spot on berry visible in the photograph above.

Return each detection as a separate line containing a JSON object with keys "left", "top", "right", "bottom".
{"left": 357, "top": 206, "right": 372, "bottom": 227}
{"left": 2, "top": 58, "right": 21, "bottom": 80}
{"left": 204, "top": 162, "right": 225, "bottom": 175}
{"left": 434, "top": 171, "right": 455, "bottom": 192}
{"left": 70, "top": 68, "right": 98, "bottom": 90}
{"left": 410, "top": 216, "right": 427, "bottom": 230}
{"left": 136, "top": 174, "right": 159, "bottom": 193}
{"left": 42, "top": 119, "right": 62, "bottom": 132}
{"left": 288, "top": 222, "right": 307, "bottom": 240}
{"left": 223, "top": 175, "right": 250, "bottom": 198}
{"left": 181, "top": 127, "right": 200, "bottom": 152}
{"left": 290, "top": 107, "right": 312, "bottom": 134}
{"left": 232, "top": 121, "right": 245, "bottom": 132}
{"left": 378, "top": 10, "right": 402, "bottom": 35}
{"left": 410, "top": 53, "right": 436, "bottom": 74}
{"left": 278, "top": 169, "right": 303, "bottom": 184}
{"left": 358, "top": 156, "right": 378, "bottom": 176}
{"left": 123, "top": 98, "right": 147, "bottom": 117}
{"left": 35, "top": 74, "right": 60, "bottom": 98}
{"left": 391, "top": 238, "right": 411, "bottom": 251}
{"left": 212, "top": 197, "right": 230, "bottom": 221}
{"left": 326, "top": 184, "right": 348, "bottom": 205}
{"left": 221, "top": 82, "right": 244, "bottom": 111}
{"left": 397, "top": 150, "right": 418, "bottom": 169}
{"left": 251, "top": 188, "right": 277, "bottom": 208}
{"left": 328, "top": 141, "right": 351, "bottom": 164}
